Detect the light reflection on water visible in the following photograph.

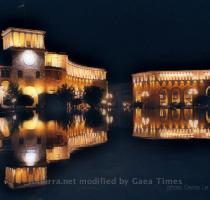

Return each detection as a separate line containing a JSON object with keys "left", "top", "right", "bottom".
{"left": 133, "top": 108, "right": 210, "bottom": 139}
{"left": 0, "top": 110, "right": 110, "bottom": 189}
{"left": 1, "top": 107, "right": 210, "bottom": 189}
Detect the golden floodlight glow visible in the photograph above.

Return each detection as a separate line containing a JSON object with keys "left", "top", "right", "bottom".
{"left": 23, "top": 86, "right": 37, "bottom": 98}
{"left": 188, "top": 88, "right": 198, "bottom": 95}
{"left": 1, "top": 80, "right": 9, "bottom": 90}
{"left": 0, "top": 27, "right": 108, "bottom": 108}
{"left": 189, "top": 120, "right": 199, "bottom": 129}
{"left": 22, "top": 115, "right": 39, "bottom": 130}
{"left": 5, "top": 167, "right": 47, "bottom": 188}
{"left": 0, "top": 118, "right": 9, "bottom": 137}
{"left": 141, "top": 91, "right": 149, "bottom": 97}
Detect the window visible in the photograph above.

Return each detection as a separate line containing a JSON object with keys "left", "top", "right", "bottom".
{"left": 47, "top": 61, "right": 51, "bottom": 66}
{"left": 1, "top": 69, "right": 10, "bottom": 78}
{"left": 19, "top": 137, "right": 24, "bottom": 145}
{"left": 36, "top": 71, "right": 41, "bottom": 79}
{"left": 37, "top": 137, "right": 41, "bottom": 144}
{"left": 18, "top": 70, "right": 23, "bottom": 78}
{"left": 56, "top": 72, "right": 61, "bottom": 80}
{"left": 26, "top": 40, "right": 31, "bottom": 47}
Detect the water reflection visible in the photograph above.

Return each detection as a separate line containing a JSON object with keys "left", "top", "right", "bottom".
{"left": 0, "top": 110, "right": 109, "bottom": 189}
{"left": 133, "top": 108, "right": 210, "bottom": 139}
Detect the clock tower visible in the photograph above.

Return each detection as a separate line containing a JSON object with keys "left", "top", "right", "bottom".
{"left": 1, "top": 28, "right": 46, "bottom": 102}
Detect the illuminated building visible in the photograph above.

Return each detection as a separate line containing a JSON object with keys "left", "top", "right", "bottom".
{"left": 0, "top": 27, "right": 107, "bottom": 105}
{"left": 133, "top": 108, "right": 210, "bottom": 139}
{"left": 132, "top": 70, "right": 210, "bottom": 107}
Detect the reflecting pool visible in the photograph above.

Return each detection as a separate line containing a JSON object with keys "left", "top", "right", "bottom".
{"left": 0, "top": 110, "right": 109, "bottom": 189}
{"left": 133, "top": 108, "right": 210, "bottom": 139}
{"left": 0, "top": 108, "right": 210, "bottom": 200}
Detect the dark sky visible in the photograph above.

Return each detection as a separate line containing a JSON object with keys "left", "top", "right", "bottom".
{"left": 1, "top": 0, "right": 210, "bottom": 83}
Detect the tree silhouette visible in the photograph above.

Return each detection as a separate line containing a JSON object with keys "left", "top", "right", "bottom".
{"left": 4, "top": 82, "right": 22, "bottom": 107}
{"left": 85, "top": 109, "right": 104, "bottom": 128}
{"left": 56, "top": 84, "right": 75, "bottom": 110}
{"left": 17, "top": 94, "right": 34, "bottom": 106}
{"left": 83, "top": 86, "right": 104, "bottom": 108}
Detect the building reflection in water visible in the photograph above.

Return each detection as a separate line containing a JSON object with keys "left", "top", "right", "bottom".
{"left": 0, "top": 111, "right": 109, "bottom": 189}
{"left": 133, "top": 108, "right": 210, "bottom": 139}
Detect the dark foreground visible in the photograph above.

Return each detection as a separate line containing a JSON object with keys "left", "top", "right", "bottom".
{"left": 0, "top": 110, "right": 210, "bottom": 200}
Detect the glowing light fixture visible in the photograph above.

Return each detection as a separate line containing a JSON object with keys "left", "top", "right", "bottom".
{"left": 189, "top": 120, "right": 198, "bottom": 129}
{"left": 141, "top": 91, "right": 149, "bottom": 97}
{"left": 24, "top": 150, "right": 37, "bottom": 166}
{"left": 142, "top": 117, "right": 150, "bottom": 126}
{"left": 23, "top": 50, "right": 36, "bottom": 66}
{"left": 188, "top": 88, "right": 198, "bottom": 95}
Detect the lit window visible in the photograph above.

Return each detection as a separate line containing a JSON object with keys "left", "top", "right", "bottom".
{"left": 36, "top": 71, "right": 41, "bottom": 79}
{"left": 1, "top": 69, "right": 10, "bottom": 78}
{"left": 18, "top": 70, "right": 23, "bottom": 78}
{"left": 19, "top": 137, "right": 24, "bottom": 145}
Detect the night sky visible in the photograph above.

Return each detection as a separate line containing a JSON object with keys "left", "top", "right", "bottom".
{"left": 1, "top": 0, "right": 210, "bottom": 83}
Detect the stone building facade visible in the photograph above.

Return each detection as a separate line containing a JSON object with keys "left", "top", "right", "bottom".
{"left": 0, "top": 27, "right": 107, "bottom": 104}
{"left": 132, "top": 70, "right": 210, "bottom": 107}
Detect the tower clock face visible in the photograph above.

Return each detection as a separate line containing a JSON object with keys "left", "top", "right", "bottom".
{"left": 23, "top": 50, "right": 36, "bottom": 66}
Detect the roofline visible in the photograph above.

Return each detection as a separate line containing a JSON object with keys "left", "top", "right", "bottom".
{"left": 132, "top": 69, "right": 210, "bottom": 77}
{"left": 46, "top": 53, "right": 107, "bottom": 72}
{"left": 45, "top": 51, "right": 68, "bottom": 55}
{"left": 1, "top": 27, "right": 46, "bottom": 37}
{"left": 68, "top": 59, "right": 107, "bottom": 73}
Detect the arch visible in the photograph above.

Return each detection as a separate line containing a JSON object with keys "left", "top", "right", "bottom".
{"left": 184, "top": 109, "right": 193, "bottom": 121}
{"left": 172, "top": 88, "right": 181, "bottom": 103}
{"left": 184, "top": 88, "right": 193, "bottom": 106}
{"left": 0, "top": 81, "right": 9, "bottom": 105}
{"left": 206, "top": 111, "right": 210, "bottom": 124}
{"left": 160, "top": 88, "right": 168, "bottom": 106}
{"left": 206, "top": 86, "right": 210, "bottom": 96}
{"left": 172, "top": 109, "right": 180, "bottom": 120}
{"left": 23, "top": 86, "right": 38, "bottom": 106}
{"left": 0, "top": 118, "right": 9, "bottom": 137}
{"left": 23, "top": 86, "right": 37, "bottom": 98}
{"left": 1, "top": 80, "right": 9, "bottom": 90}
{"left": 160, "top": 109, "right": 168, "bottom": 121}
{"left": 22, "top": 115, "right": 39, "bottom": 130}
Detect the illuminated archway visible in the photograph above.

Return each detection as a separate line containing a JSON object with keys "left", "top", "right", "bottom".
{"left": 1, "top": 80, "right": 9, "bottom": 90}
{"left": 23, "top": 86, "right": 37, "bottom": 98}
{"left": 160, "top": 89, "right": 168, "bottom": 106}
{"left": 0, "top": 81, "right": 9, "bottom": 105}
{"left": 160, "top": 109, "right": 168, "bottom": 121}
{"left": 206, "top": 86, "right": 210, "bottom": 96}
{"left": 23, "top": 86, "right": 37, "bottom": 105}
{"left": 184, "top": 109, "right": 193, "bottom": 120}
{"left": 172, "top": 88, "right": 180, "bottom": 103}
{"left": 172, "top": 109, "right": 180, "bottom": 120}
{"left": 22, "top": 116, "right": 39, "bottom": 130}
{"left": 184, "top": 88, "right": 193, "bottom": 106}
